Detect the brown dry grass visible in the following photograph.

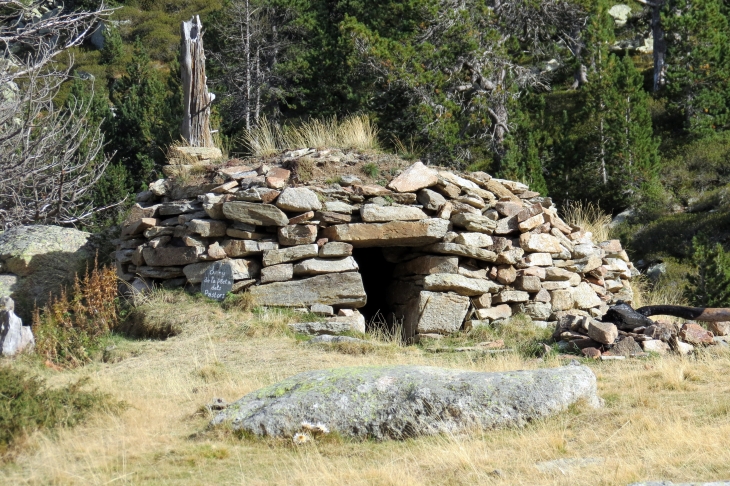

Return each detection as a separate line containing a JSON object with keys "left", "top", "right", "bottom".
{"left": 4, "top": 292, "right": 730, "bottom": 484}
{"left": 562, "top": 201, "right": 613, "bottom": 243}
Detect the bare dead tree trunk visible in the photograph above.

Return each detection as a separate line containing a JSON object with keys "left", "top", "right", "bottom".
{"left": 181, "top": 15, "right": 215, "bottom": 147}
{"left": 244, "top": 0, "right": 251, "bottom": 131}
{"left": 650, "top": 1, "right": 666, "bottom": 91}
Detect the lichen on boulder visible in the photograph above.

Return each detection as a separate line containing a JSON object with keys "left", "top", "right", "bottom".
{"left": 211, "top": 363, "right": 601, "bottom": 440}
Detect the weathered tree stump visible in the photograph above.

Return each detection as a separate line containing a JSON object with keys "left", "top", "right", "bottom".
{"left": 180, "top": 15, "right": 215, "bottom": 148}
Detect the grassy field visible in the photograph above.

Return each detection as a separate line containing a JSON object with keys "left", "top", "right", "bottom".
{"left": 2, "top": 291, "right": 730, "bottom": 485}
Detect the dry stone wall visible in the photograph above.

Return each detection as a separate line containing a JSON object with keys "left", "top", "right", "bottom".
{"left": 116, "top": 151, "right": 638, "bottom": 339}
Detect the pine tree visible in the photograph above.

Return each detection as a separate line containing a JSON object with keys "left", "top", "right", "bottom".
{"left": 100, "top": 24, "right": 124, "bottom": 66}
{"left": 685, "top": 236, "right": 730, "bottom": 307}
{"left": 109, "top": 38, "right": 171, "bottom": 188}
{"left": 663, "top": 0, "right": 730, "bottom": 136}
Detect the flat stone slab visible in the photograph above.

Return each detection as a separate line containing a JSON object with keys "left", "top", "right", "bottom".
{"left": 222, "top": 201, "right": 289, "bottom": 226}
{"left": 249, "top": 272, "right": 366, "bottom": 307}
{"left": 211, "top": 364, "right": 600, "bottom": 440}
{"left": 322, "top": 219, "right": 449, "bottom": 247}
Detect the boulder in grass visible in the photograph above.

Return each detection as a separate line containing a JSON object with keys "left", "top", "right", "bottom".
{"left": 211, "top": 363, "right": 601, "bottom": 440}
{"left": 0, "top": 225, "right": 96, "bottom": 320}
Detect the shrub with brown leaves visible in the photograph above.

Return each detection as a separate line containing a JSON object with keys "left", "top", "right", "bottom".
{"left": 33, "top": 256, "right": 119, "bottom": 367}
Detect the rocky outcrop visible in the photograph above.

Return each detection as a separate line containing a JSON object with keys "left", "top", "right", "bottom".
{"left": 0, "top": 225, "right": 96, "bottom": 319}
{"left": 117, "top": 153, "right": 639, "bottom": 339}
{"left": 211, "top": 363, "right": 600, "bottom": 440}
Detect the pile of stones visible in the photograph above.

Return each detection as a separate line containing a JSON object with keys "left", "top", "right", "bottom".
{"left": 115, "top": 151, "right": 639, "bottom": 339}
{"left": 553, "top": 305, "right": 730, "bottom": 358}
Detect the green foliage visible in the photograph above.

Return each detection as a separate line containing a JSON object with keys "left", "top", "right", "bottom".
{"left": 685, "top": 236, "right": 730, "bottom": 307}
{"left": 108, "top": 38, "right": 180, "bottom": 188}
{"left": 663, "top": 0, "right": 730, "bottom": 136}
{"left": 100, "top": 25, "right": 124, "bottom": 65}
{"left": 361, "top": 162, "right": 379, "bottom": 178}
{"left": 0, "top": 367, "right": 118, "bottom": 454}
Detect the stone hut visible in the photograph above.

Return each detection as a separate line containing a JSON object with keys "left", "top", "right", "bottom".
{"left": 116, "top": 150, "right": 637, "bottom": 339}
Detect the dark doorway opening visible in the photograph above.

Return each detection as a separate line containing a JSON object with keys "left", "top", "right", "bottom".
{"left": 351, "top": 247, "right": 397, "bottom": 330}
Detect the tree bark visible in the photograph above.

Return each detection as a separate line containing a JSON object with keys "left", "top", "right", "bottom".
{"left": 651, "top": 1, "right": 666, "bottom": 91}
{"left": 181, "top": 15, "right": 215, "bottom": 147}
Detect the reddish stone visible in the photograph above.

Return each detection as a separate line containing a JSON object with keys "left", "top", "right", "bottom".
{"left": 680, "top": 323, "right": 714, "bottom": 345}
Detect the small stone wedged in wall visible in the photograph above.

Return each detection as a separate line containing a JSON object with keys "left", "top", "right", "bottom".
{"left": 118, "top": 152, "right": 641, "bottom": 339}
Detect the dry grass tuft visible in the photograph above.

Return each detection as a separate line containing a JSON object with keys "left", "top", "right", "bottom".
{"left": 562, "top": 200, "right": 613, "bottom": 242}
{"left": 630, "top": 274, "right": 690, "bottom": 310}
{"left": 241, "top": 116, "right": 282, "bottom": 157}
{"left": 243, "top": 115, "right": 379, "bottom": 156}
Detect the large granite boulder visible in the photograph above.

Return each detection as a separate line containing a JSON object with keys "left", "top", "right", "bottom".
{"left": 211, "top": 363, "right": 600, "bottom": 440}
{"left": 0, "top": 226, "right": 96, "bottom": 319}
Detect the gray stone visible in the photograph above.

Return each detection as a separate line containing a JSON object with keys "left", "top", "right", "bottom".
{"left": 417, "top": 189, "right": 447, "bottom": 211}
{"left": 451, "top": 213, "right": 496, "bottom": 234}
{"left": 278, "top": 225, "right": 318, "bottom": 246}
{"left": 222, "top": 240, "right": 279, "bottom": 258}
{"left": 453, "top": 232, "right": 493, "bottom": 248}
{"left": 424, "top": 243, "right": 497, "bottom": 262}
{"left": 0, "top": 226, "right": 96, "bottom": 320}
{"left": 222, "top": 201, "right": 290, "bottom": 226}
{"left": 494, "top": 215, "right": 519, "bottom": 235}
{"left": 319, "top": 242, "right": 353, "bottom": 257}
{"left": 393, "top": 256, "right": 459, "bottom": 277}
{"left": 322, "top": 219, "right": 449, "bottom": 247}
{"left": 308, "top": 334, "right": 368, "bottom": 344}
{"left": 423, "top": 273, "right": 501, "bottom": 296}
{"left": 387, "top": 162, "right": 439, "bottom": 193}
{"left": 188, "top": 219, "right": 227, "bottom": 237}
{"left": 493, "top": 290, "right": 530, "bottom": 304}
{"left": 476, "top": 304, "right": 512, "bottom": 321}
{"left": 262, "top": 244, "right": 319, "bottom": 266}
{"left": 276, "top": 187, "right": 322, "bottom": 212}
{"left": 260, "top": 264, "right": 294, "bottom": 284}
{"left": 293, "top": 257, "right": 359, "bottom": 276}
{"left": 520, "top": 233, "right": 562, "bottom": 253}
{"left": 211, "top": 363, "right": 600, "bottom": 439}
{"left": 289, "top": 312, "right": 366, "bottom": 335}
{"left": 310, "top": 304, "right": 335, "bottom": 316}
{"left": 405, "top": 291, "right": 471, "bottom": 336}
{"left": 524, "top": 302, "right": 552, "bottom": 320}
{"left": 0, "top": 297, "right": 34, "bottom": 356}
{"left": 340, "top": 175, "right": 362, "bottom": 186}
{"left": 573, "top": 282, "right": 602, "bottom": 309}
{"left": 142, "top": 247, "right": 203, "bottom": 267}
{"left": 136, "top": 266, "right": 184, "bottom": 279}
{"left": 587, "top": 320, "right": 618, "bottom": 345}
{"left": 249, "top": 272, "right": 367, "bottom": 308}
{"left": 323, "top": 201, "right": 356, "bottom": 214}
{"left": 158, "top": 201, "right": 201, "bottom": 216}
{"left": 360, "top": 205, "right": 428, "bottom": 222}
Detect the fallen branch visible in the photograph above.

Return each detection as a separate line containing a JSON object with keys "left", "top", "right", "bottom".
{"left": 636, "top": 305, "right": 730, "bottom": 323}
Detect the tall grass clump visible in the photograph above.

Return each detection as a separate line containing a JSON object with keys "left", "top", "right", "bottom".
{"left": 0, "top": 366, "right": 120, "bottom": 456}
{"left": 241, "top": 115, "right": 281, "bottom": 157}
{"left": 242, "top": 115, "right": 379, "bottom": 156}
{"left": 33, "top": 258, "right": 119, "bottom": 367}
{"left": 561, "top": 200, "right": 613, "bottom": 242}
